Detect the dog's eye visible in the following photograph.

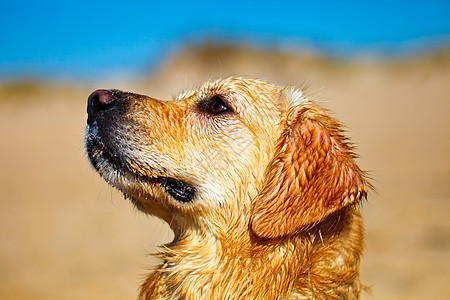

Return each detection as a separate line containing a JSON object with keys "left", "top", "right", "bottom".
{"left": 200, "top": 95, "right": 232, "bottom": 115}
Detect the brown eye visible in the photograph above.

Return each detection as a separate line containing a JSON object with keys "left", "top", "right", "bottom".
{"left": 210, "top": 96, "right": 228, "bottom": 113}
{"left": 199, "top": 95, "right": 233, "bottom": 116}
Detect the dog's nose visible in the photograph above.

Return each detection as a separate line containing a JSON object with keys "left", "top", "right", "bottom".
{"left": 87, "top": 89, "right": 136, "bottom": 125}
{"left": 87, "top": 89, "right": 116, "bottom": 113}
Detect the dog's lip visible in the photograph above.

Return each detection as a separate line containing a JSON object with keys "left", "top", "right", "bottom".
{"left": 86, "top": 133, "right": 196, "bottom": 203}
{"left": 86, "top": 133, "right": 163, "bottom": 184}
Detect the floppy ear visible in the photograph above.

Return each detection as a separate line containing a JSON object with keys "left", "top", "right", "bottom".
{"left": 251, "top": 103, "right": 367, "bottom": 239}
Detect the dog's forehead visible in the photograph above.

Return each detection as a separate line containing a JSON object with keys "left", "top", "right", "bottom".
{"left": 175, "top": 77, "right": 280, "bottom": 101}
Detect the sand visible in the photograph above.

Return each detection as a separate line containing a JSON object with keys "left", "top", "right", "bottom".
{"left": 0, "top": 44, "right": 449, "bottom": 299}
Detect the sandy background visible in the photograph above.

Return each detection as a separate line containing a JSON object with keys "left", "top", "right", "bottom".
{"left": 0, "top": 44, "right": 449, "bottom": 299}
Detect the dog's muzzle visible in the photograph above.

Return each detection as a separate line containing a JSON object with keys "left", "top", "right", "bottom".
{"left": 85, "top": 89, "right": 196, "bottom": 203}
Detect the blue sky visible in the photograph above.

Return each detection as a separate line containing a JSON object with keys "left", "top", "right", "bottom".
{"left": 1, "top": 0, "right": 449, "bottom": 80}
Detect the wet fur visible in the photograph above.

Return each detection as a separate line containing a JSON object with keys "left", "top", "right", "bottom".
{"left": 85, "top": 77, "right": 369, "bottom": 299}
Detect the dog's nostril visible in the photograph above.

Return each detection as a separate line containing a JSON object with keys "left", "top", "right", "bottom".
{"left": 88, "top": 89, "right": 116, "bottom": 112}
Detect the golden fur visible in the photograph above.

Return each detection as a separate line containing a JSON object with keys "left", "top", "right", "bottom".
{"left": 85, "top": 77, "right": 369, "bottom": 299}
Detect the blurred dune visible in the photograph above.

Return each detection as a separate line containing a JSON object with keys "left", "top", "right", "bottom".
{"left": 0, "top": 43, "right": 449, "bottom": 299}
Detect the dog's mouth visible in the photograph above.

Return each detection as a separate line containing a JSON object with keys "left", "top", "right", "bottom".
{"left": 85, "top": 132, "right": 196, "bottom": 204}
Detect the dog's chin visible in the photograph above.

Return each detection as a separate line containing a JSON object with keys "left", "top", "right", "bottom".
{"left": 86, "top": 138, "right": 159, "bottom": 203}
{"left": 86, "top": 133, "right": 196, "bottom": 208}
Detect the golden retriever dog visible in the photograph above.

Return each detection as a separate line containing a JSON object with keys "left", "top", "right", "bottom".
{"left": 85, "top": 77, "right": 369, "bottom": 299}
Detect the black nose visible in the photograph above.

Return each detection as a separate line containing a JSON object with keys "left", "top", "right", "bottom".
{"left": 87, "top": 89, "right": 116, "bottom": 115}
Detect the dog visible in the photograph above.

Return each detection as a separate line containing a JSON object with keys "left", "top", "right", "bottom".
{"left": 85, "top": 77, "right": 369, "bottom": 299}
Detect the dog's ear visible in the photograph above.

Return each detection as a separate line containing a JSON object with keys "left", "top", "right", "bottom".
{"left": 251, "top": 95, "right": 367, "bottom": 239}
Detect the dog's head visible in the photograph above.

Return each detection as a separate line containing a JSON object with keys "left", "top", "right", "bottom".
{"left": 86, "top": 77, "right": 367, "bottom": 239}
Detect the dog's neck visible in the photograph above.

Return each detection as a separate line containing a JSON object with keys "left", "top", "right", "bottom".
{"left": 140, "top": 209, "right": 364, "bottom": 300}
